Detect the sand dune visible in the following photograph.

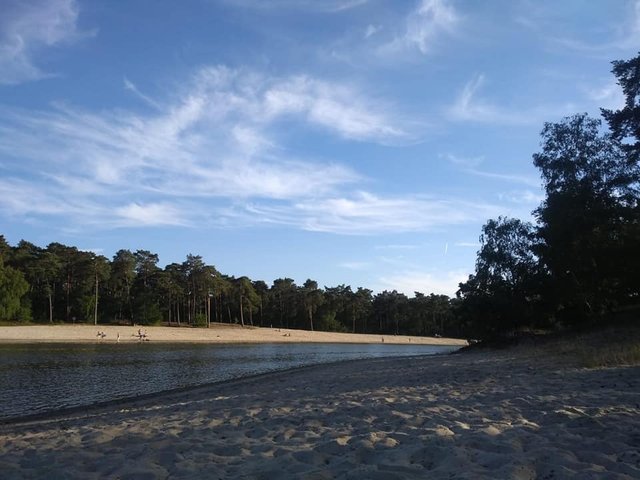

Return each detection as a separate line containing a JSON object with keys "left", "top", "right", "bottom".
{"left": 0, "top": 324, "right": 467, "bottom": 345}
{"left": 0, "top": 344, "right": 638, "bottom": 479}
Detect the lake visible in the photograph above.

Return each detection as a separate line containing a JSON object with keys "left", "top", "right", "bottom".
{"left": 0, "top": 342, "right": 459, "bottom": 421}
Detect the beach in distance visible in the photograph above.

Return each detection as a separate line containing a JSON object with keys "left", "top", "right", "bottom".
{"left": 0, "top": 324, "right": 467, "bottom": 346}
{"left": 0, "top": 329, "right": 638, "bottom": 479}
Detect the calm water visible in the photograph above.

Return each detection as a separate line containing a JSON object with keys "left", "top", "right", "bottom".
{"left": 0, "top": 342, "right": 458, "bottom": 421}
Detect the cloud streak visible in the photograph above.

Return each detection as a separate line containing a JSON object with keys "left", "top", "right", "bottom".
{"left": 220, "top": 0, "right": 369, "bottom": 13}
{"left": 377, "top": 269, "right": 469, "bottom": 297}
{"left": 0, "top": 0, "right": 90, "bottom": 85}
{"left": 381, "top": 0, "right": 459, "bottom": 55}
{"left": 448, "top": 74, "right": 577, "bottom": 125}
{"left": 0, "top": 65, "right": 474, "bottom": 234}
{"left": 0, "top": 63, "right": 513, "bottom": 237}
{"left": 241, "top": 192, "right": 502, "bottom": 235}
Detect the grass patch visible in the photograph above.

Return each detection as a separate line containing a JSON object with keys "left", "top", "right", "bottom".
{"left": 577, "top": 341, "right": 640, "bottom": 368}
{"left": 533, "top": 325, "right": 640, "bottom": 368}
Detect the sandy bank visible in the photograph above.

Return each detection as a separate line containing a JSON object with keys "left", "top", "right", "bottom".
{"left": 1, "top": 342, "right": 638, "bottom": 479}
{"left": 0, "top": 324, "right": 467, "bottom": 346}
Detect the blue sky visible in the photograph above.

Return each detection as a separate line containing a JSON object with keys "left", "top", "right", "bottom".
{"left": 0, "top": 0, "right": 637, "bottom": 296}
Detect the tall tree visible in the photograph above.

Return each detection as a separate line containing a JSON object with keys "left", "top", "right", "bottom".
{"left": 235, "top": 276, "right": 259, "bottom": 327}
{"left": 110, "top": 250, "right": 136, "bottom": 323}
{"left": 132, "top": 250, "right": 162, "bottom": 324}
{"left": 271, "top": 278, "right": 297, "bottom": 328}
{"left": 252, "top": 280, "right": 269, "bottom": 326}
{"left": 457, "top": 217, "right": 541, "bottom": 337}
{"left": 350, "top": 287, "right": 372, "bottom": 333}
{"left": 602, "top": 52, "right": 640, "bottom": 164}
{"left": 302, "top": 279, "right": 323, "bottom": 332}
{"left": 533, "top": 114, "right": 639, "bottom": 321}
{"left": 0, "top": 258, "right": 30, "bottom": 321}
{"left": 90, "top": 254, "right": 111, "bottom": 325}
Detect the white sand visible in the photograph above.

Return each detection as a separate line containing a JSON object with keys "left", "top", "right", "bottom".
{"left": 0, "top": 345, "right": 638, "bottom": 479}
{"left": 0, "top": 324, "right": 467, "bottom": 346}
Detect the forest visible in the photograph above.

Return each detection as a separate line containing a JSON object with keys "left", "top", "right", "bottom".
{"left": 1, "top": 52, "right": 638, "bottom": 340}
{"left": 0, "top": 239, "right": 456, "bottom": 337}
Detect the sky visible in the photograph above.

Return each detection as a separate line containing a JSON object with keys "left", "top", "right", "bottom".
{"left": 0, "top": 0, "right": 637, "bottom": 296}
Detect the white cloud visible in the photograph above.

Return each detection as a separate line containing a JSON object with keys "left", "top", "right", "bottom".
{"left": 556, "top": 1, "right": 640, "bottom": 54}
{"left": 241, "top": 191, "right": 502, "bottom": 235}
{"left": 220, "top": 0, "right": 368, "bottom": 13}
{"left": 338, "top": 261, "right": 371, "bottom": 270}
{"left": 0, "top": 65, "right": 415, "bottom": 231}
{"left": 448, "top": 74, "right": 577, "bottom": 125}
{"left": 374, "top": 244, "right": 420, "bottom": 250}
{"left": 377, "top": 269, "right": 469, "bottom": 297}
{"left": 123, "top": 77, "right": 162, "bottom": 110}
{"left": 364, "top": 24, "right": 381, "bottom": 39}
{"left": 454, "top": 241, "right": 480, "bottom": 248}
{"left": 497, "top": 190, "right": 544, "bottom": 205}
{"left": 263, "top": 75, "right": 407, "bottom": 142}
{"left": 584, "top": 81, "right": 626, "bottom": 111}
{"left": 517, "top": 0, "right": 640, "bottom": 56}
{"left": 382, "top": 0, "right": 459, "bottom": 55}
{"left": 466, "top": 169, "right": 541, "bottom": 188}
{"left": 115, "top": 202, "right": 189, "bottom": 227}
{"left": 444, "top": 152, "right": 541, "bottom": 188}
{"left": 442, "top": 153, "right": 484, "bottom": 168}
{"left": 0, "top": 0, "right": 90, "bottom": 85}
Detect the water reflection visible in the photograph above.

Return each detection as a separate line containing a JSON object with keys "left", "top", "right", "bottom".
{"left": 0, "top": 342, "right": 458, "bottom": 420}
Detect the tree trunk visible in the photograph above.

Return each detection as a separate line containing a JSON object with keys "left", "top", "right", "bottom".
{"left": 239, "top": 295, "right": 245, "bottom": 327}
{"left": 48, "top": 291, "right": 53, "bottom": 324}
{"left": 352, "top": 308, "right": 356, "bottom": 333}
{"left": 308, "top": 306, "right": 314, "bottom": 332}
{"left": 94, "top": 271, "right": 99, "bottom": 325}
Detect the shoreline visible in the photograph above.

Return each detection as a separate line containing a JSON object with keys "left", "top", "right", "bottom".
{"left": 0, "top": 324, "right": 467, "bottom": 346}
{"left": 1, "top": 345, "right": 638, "bottom": 478}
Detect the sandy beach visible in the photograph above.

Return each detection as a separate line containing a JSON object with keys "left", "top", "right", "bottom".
{"left": 0, "top": 324, "right": 467, "bottom": 346}
{"left": 1, "top": 339, "right": 638, "bottom": 479}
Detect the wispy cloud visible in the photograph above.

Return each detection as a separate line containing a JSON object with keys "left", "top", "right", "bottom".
{"left": 0, "top": 65, "right": 436, "bottom": 233}
{"left": 374, "top": 244, "right": 420, "bottom": 250}
{"left": 381, "top": 0, "right": 459, "bottom": 55}
{"left": 0, "top": 0, "right": 91, "bottom": 85}
{"left": 241, "top": 191, "right": 502, "bottom": 235}
{"left": 454, "top": 241, "right": 480, "bottom": 248}
{"left": 262, "top": 75, "right": 407, "bottom": 142}
{"left": 220, "top": 0, "right": 368, "bottom": 13}
{"left": 556, "top": 1, "right": 640, "bottom": 54}
{"left": 364, "top": 24, "right": 381, "bottom": 39}
{"left": 443, "top": 153, "right": 541, "bottom": 188}
{"left": 338, "top": 261, "right": 371, "bottom": 270}
{"left": 584, "top": 80, "right": 626, "bottom": 111}
{"left": 516, "top": 0, "right": 640, "bottom": 57}
{"left": 114, "top": 202, "right": 190, "bottom": 227}
{"left": 497, "top": 190, "right": 544, "bottom": 205}
{"left": 447, "top": 74, "right": 577, "bottom": 125}
{"left": 123, "top": 77, "right": 162, "bottom": 110}
{"left": 377, "top": 269, "right": 469, "bottom": 297}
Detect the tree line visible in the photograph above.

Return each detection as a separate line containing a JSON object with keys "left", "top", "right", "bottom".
{"left": 457, "top": 52, "right": 640, "bottom": 338}
{"left": 0, "top": 239, "right": 460, "bottom": 337}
